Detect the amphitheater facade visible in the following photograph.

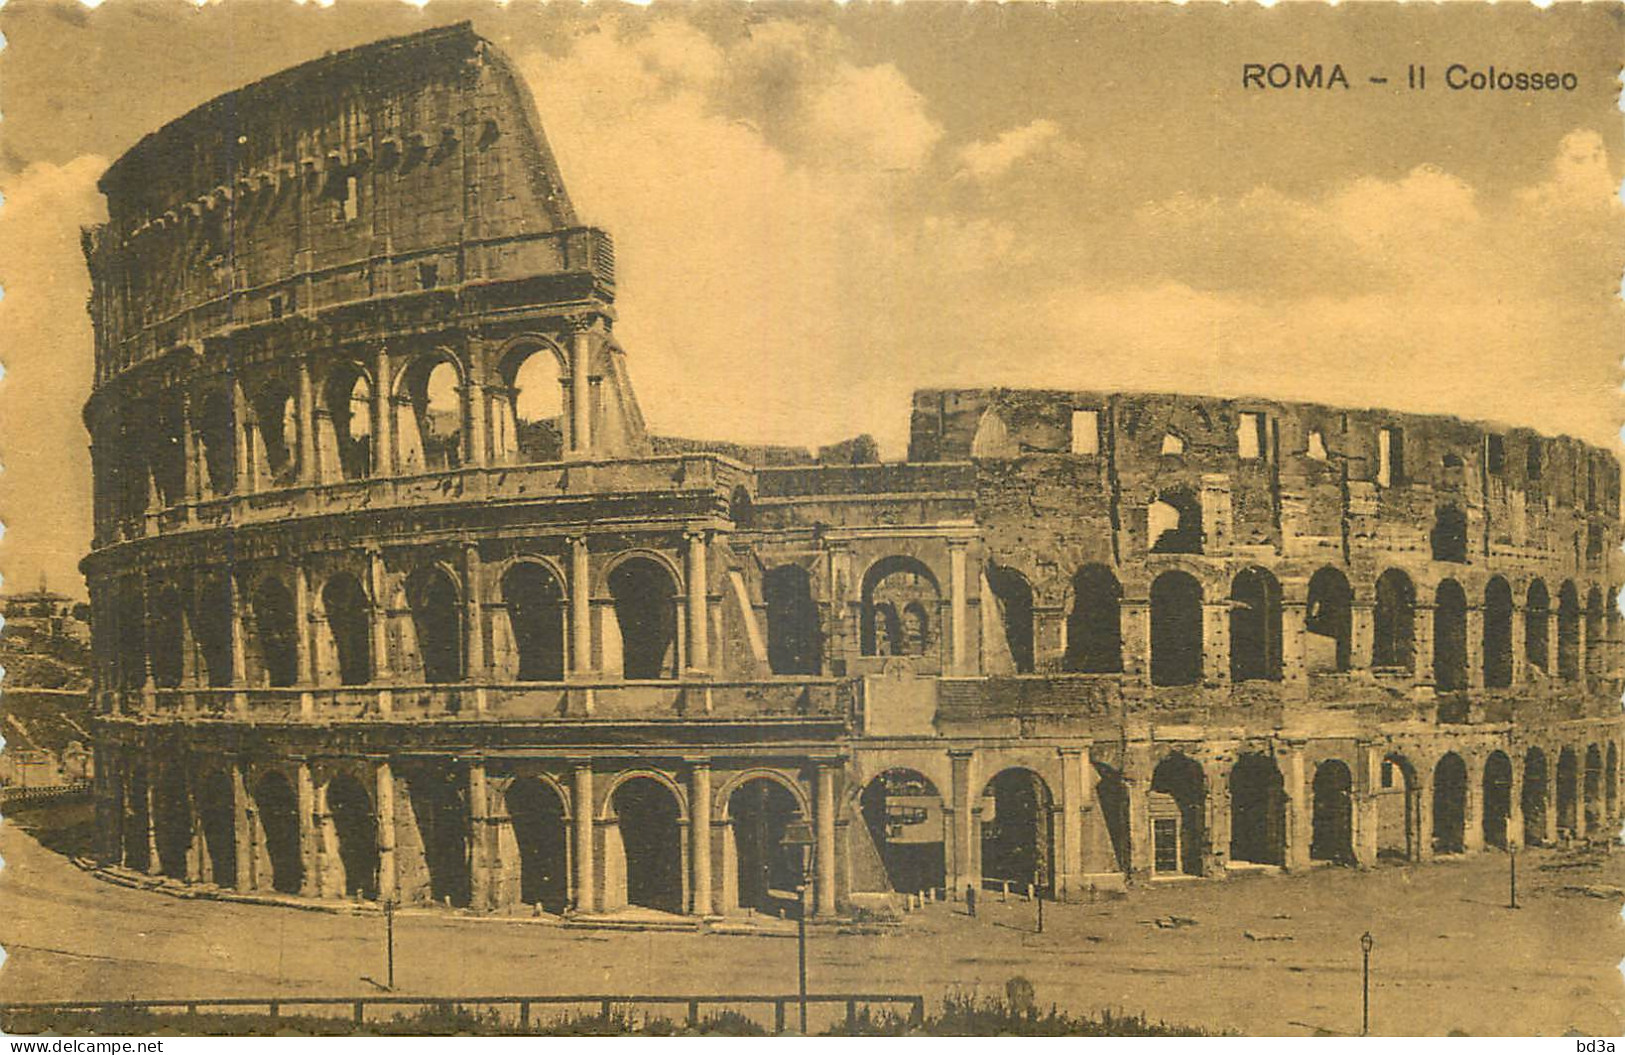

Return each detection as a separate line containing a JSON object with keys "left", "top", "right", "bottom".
{"left": 82, "top": 24, "right": 1624, "bottom": 919}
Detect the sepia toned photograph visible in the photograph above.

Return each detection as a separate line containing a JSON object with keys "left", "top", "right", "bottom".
{"left": 0, "top": 0, "right": 1621, "bottom": 1039}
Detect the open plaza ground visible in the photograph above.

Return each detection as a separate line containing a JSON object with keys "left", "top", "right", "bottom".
{"left": 0, "top": 805, "right": 1620, "bottom": 1037}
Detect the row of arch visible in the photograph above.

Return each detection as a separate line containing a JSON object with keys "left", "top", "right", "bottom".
{"left": 982, "top": 563, "right": 1620, "bottom": 687}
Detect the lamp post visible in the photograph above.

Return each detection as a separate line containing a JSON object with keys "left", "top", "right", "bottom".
{"left": 1359, "top": 931, "right": 1374, "bottom": 1036}
{"left": 782, "top": 818, "right": 815, "bottom": 1035}
{"left": 383, "top": 897, "right": 398, "bottom": 990}
{"left": 1508, "top": 843, "right": 1519, "bottom": 909}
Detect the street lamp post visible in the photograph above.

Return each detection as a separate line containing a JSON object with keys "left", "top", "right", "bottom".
{"left": 1508, "top": 844, "right": 1519, "bottom": 910}
{"left": 782, "top": 818, "right": 816, "bottom": 1035}
{"left": 1359, "top": 931, "right": 1374, "bottom": 1036}
{"left": 383, "top": 897, "right": 398, "bottom": 990}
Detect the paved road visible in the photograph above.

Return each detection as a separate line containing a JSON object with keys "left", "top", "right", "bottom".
{"left": 1, "top": 818, "right": 1620, "bottom": 1036}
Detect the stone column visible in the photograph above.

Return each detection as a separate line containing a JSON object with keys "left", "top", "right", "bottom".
{"left": 1122, "top": 599, "right": 1151, "bottom": 682}
{"left": 569, "top": 322, "right": 593, "bottom": 456}
{"left": 1203, "top": 755, "right": 1232, "bottom": 875}
{"left": 1466, "top": 605, "right": 1486, "bottom": 690}
{"left": 1463, "top": 753, "right": 1485, "bottom": 852}
{"left": 1282, "top": 599, "right": 1308, "bottom": 695}
{"left": 180, "top": 392, "right": 200, "bottom": 507}
{"left": 233, "top": 381, "right": 253, "bottom": 494}
{"left": 372, "top": 345, "right": 393, "bottom": 478}
{"left": 1283, "top": 745, "right": 1310, "bottom": 872}
{"left": 570, "top": 535, "right": 593, "bottom": 678}
{"left": 1351, "top": 601, "right": 1375, "bottom": 672}
{"left": 948, "top": 750, "right": 978, "bottom": 897}
{"left": 229, "top": 574, "right": 248, "bottom": 714}
{"left": 1510, "top": 605, "right": 1528, "bottom": 685}
{"left": 368, "top": 549, "right": 392, "bottom": 716}
{"left": 313, "top": 777, "right": 340, "bottom": 898}
{"left": 1353, "top": 745, "right": 1381, "bottom": 867}
{"left": 815, "top": 762, "right": 839, "bottom": 917}
{"left": 1124, "top": 745, "right": 1152, "bottom": 880}
{"left": 1415, "top": 763, "right": 1435, "bottom": 861}
{"left": 295, "top": 563, "right": 315, "bottom": 717}
{"left": 464, "top": 376, "right": 488, "bottom": 469}
{"left": 185, "top": 772, "right": 206, "bottom": 882}
{"left": 1056, "top": 747, "right": 1086, "bottom": 899}
{"left": 375, "top": 760, "right": 398, "bottom": 903}
{"left": 469, "top": 760, "right": 491, "bottom": 910}
{"left": 144, "top": 753, "right": 161, "bottom": 876}
{"left": 296, "top": 761, "right": 318, "bottom": 897}
{"left": 689, "top": 762, "right": 713, "bottom": 916}
{"left": 232, "top": 761, "right": 253, "bottom": 892}
{"left": 465, "top": 544, "right": 486, "bottom": 712}
{"left": 297, "top": 357, "right": 317, "bottom": 487}
{"left": 573, "top": 761, "right": 597, "bottom": 913}
{"left": 1507, "top": 757, "right": 1526, "bottom": 849}
{"left": 685, "top": 531, "right": 710, "bottom": 674}
{"left": 1203, "top": 601, "right": 1231, "bottom": 686}
{"left": 1414, "top": 603, "right": 1436, "bottom": 686}
{"left": 949, "top": 541, "right": 970, "bottom": 675}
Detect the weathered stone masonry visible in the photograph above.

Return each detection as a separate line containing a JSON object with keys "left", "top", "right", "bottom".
{"left": 84, "top": 24, "right": 1624, "bottom": 919}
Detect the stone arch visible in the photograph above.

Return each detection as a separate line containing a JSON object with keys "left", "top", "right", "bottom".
{"left": 1148, "top": 487, "right": 1203, "bottom": 554}
{"left": 327, "top": 772, "right": 379, "bottom": 899}
{"left": 715, "top": 767, "right": 811, "bottom": 823}
{"left": 1310, "top": 759, "right": 1355, "bottom": 865}
{"left": 1230, "top": 566, "right": 1283, "bottom": 682}
{"left": 1433, "top": 579, "right": 1468, "bottom": 691}
{"left": 506, "top": 776, "right": 570, "bottom": 912}
{"left": 1150, "top": 752, "right": 1205, "bottom": 876}
{"left": 196, "top": 768, "right": 236, "bottom": 885}
{"left": 1373, "top": 569, "right": 1416, "bottom": 672}
{"left": 1305, "top": 566, "right": 1353, "bottom": 673}
{"left": 1063, "top": 564, "right": 1122, "bottom": 674}
{"left": 764, "top": 564, "right": 821, "bottom": 675}
{"left": 405, "top": 565, "right": 463, "bottom": 684}
{"left": 1376, "top": 753, "right": 1421, "bottom": 861}
{"left": 1557, "top": 581, "right": 1581, "bottom": 681}
{"left": 115, "top": 581, "right": 148, "bottom": 690}
{"left": 1230, "top": 752, "right": 1286, "bottom": 866}
{"left": 153, "top": 763, "right": 192, "bottom": 880}
{"left": 1584, "top": 743, "right": 1603, "bottom": 832}
{"left": 606, "top": 775, "right": 685, "bottom": 913}
{"left": 122, "top": 760, "right": 152, "bottom": 870}
{"left": 986, "top": 564, "right": 1036, "bottom": 674}
{"left": 726, "top": 777, "right": 805, "bottom": 913}
{"left": 607, "top": 556, "right": 679, "bottom": 679}
{"left": 861, "top": 556, "right": 940, "bottom": 658}
{"left": 729, "top": 485, "right": 754, "bottom": 529}
{"left": 248, "top": 575, "right": 299, "bottom": 688}
{"left": 979, "top": 767, "right": 1055, "bottom": 894}
{"left": 250, "top": 376, "right": 299, "bottom": 487}
{"left": 321, "top": 572, "right": 372, "bottom": 686}
{"left": 404, "top": 765, "right": 470, "bottom": 908}
{"left": 1483, "top": 577, "right": 1514, "bottom": 689}
{"left": 1430, "top": 503, "right": 1469, "bottom": 563}
{"left": 1432, "top": 752, "right": 1468, "bottom": 854}
{"left": 1522, "top": 747, "right": 1549, "bottom": 847}
{"left": 393, "top": 351, "right": 465, "bottom": 474}
{"left": 144, "top": 391, "right": 188, "bottom": 507}
{"left": 147, "top": 582, "right": 186, "bottom": 689}
{"left": 254, "top": 770, "right": 303, "bottom": 895}
{"left": 598, "top": 768, "right": 690, "bottom": 823}
{"left": 194, "top": 574, "right": 235, "bottom": 688}
{"left": 1525, "top": 579, "right": 1551, "bottom": 674}
{"left": 1482, "top": 751, "right": 1513, "bottom": 850}
{"left": 1557, "top": 746, "right": 1579, "bottom": 836}
{"left": 493, "top": 338, "right": 567, "bottom": 464}
{"left": 195, "top": 385, "right": 237, "bottom": 496}
{"left": 858, "top": 768, "right": 946, "bottom": 895}
{"left": 321, "top": 362, "right": 374, "bottom": 481}
{"left": 501, "top": 560, "right": 566, "bottom": 682}
{"left": 1150, "top": 570, "right": 1203, "bottom": 687}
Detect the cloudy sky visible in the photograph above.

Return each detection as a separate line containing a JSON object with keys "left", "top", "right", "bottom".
{"left": 1, "top": 1, "right": 1621, "bottom": 596}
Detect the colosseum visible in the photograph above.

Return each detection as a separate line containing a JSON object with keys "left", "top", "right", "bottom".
{"left": 82, "top": 24, "right": 1623, "bottom": 921}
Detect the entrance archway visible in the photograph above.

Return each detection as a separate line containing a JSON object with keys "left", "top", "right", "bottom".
{"left": 1063, "top": 565, "right": 1123, "bottom": 673}
{"left": 764, "top": 566, "right": 821, "bottom": 675}
{"left": 1376, "top": 754, "right": 1419, "bottom": 861}
{"left": 1433, "top": 580, "right": 1468, "bottom": 691}
{"left": 328, "top": 774, "right": 379, "bottom": 899}
{"left": 608, "top": 559, "right": 679, "bottom": 679}
{"left": 1432, "top": 753, "right": 1467, "bottom": 855}
{"left": 1584, "top": 744, "right": 1603, "bottom": 833}
{"left": 406, "top": 768, "right": 471, "bottom": 907}
{"left": 979, "top": 768, "right": 1054, "bottom": 894}
{"left": 1608, "top": 743, "right": 1619, "bottom": 822}
{"left": 1229, "top": 753, "right": 1286, "bottom": 866}
{"left": 728, "top": 778, "right": 803, "bottom": 913}
{"left": 1482, "top": 752, "right": 1513, "bottom": 850}
{"left": 858, "top": 769, "right": 946, "bottom": 895}
{"left": 322, "top": 573, "right": 372, "bottom": 686}
{"left": 1229, "top": 567, "right": 1282, "bottom": 682}
{"left": 123, "top": 762, "right": 152, "bottom": 871}
{"left": 198, "top": 769, "right": 237, "bottom": 886}
{"left": 1310, "top": 759, "right": 1355, "bottom": 865}
{"left": 255, "top": 772, "right": 303, "bottom": 894}
{"left": 506, "top": 777, "right": 570, "bottom": 912}
{"left": 1150, "top": 754, "right": 1205, "bottom": 876}
{"left": 1150, "top": 571, "right": 1203, "bottom": 687}
{"left": 610, "top": 777, "right": 684, "bottom": 913}
{"left": 1522, "top": 748, "right": 1549, "bottom": 847}
{"left": 153, "top": 765, "right": 192, "bottom": 880}
{"left": 1557, "top": 747, "right": 1579, "bottom": 837}
{"left": 502, "top": 563, "right": 566, "bottom": 682}
{"left": 986, "top": 565, "right": 1035, "bottom": 674}
{"left": 406, "top": 568, "right": 463, "bottom": 684}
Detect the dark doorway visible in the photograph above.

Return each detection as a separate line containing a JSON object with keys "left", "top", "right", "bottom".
{"left": 859, "top": 769, "right": 947, "bottom": 895}
{"left": 198, "top": 769, "right": 237, "bottom": 886}
{"left": 986, "top": 565, "right": 1035, "bottom": 674}
{"left": 1557, "top": 747, "right": 1579, "bottom": 836}
{"left": 1433, "top": 580, "right": 1468, "bottom": 692}
{"left": 124, "top": 763, "right": 152, "bottom": 871}
{"left": 1430, "top": 504, "right": 1469, "bottom": 563}
{"left": 153, "top": 765, "right": 192, "bottom": 879}
{"left": 1064, "top": 565, "right": 1122, "bottom": 673}
{"left": 1482, "top": 752, "right": 1513, "bottom": 850}
{"left": 1230, "top": 567, "right": 1282, "bottom": 682}
{"left": 1311, "top": 760, "right": 1355, "bottom": 865}
{"left": 1305, "top": 567, "right": 1353, "bottom": 672}
{"left": 407, "top": 569, "right": 463, "bottom": 684}
{"left": 503, "top": 563, "right": 565, "bottom": 682}
{"left": 729, "top": 779, "right": 803, "bottom": 912}
{"left": 1373, "top": 570, "right": 1416, "bottom": 671}
{"left": 1229, "top": 753, "right": 1286, "bottom": 866}
{"left": 1432, "top": 753, "right": 1467, "bottom": 854}
{"left": 323, "top": 573, "right": 373, "bottom": 686}
{"left": 1584, "top": 744, "right": 1603, "bottom": 832}
{"left": 1483, "top": 578, "right": 1514, "bottom": 688}
{"left": 1150, "top": 571, "right": 1203, "bottom": 687}
{"left": 1525, "top": 580, "right": 1551, "bottom": 674}
{"left": 1376, "top": 755, "right": 1419, "bottom": 861}
{"left": 507, "top": 777, "right": 570, "bottom": 912}
{"left": 407, "top": 767, "right": 471, "bottom": 907}
{"left": 1522, "top": 748, "right": 1549, "bottom": 847}
{"left": 613, "top": 777, "right": 684, "bottom": 913}
{"left": 1558, "top": 582, "right": 1581, "bottom": 681}
{"left": 255, "top": 772, "right": 303, "bottom": 895}
{"left": 195, "top": 576, "right": 235, "bottom": 688}
{"left": 328, "top": 774, "right": 379, "bottom": 899}
{"left": 980, "top": 769, "right": 1054, "bottom": 895}
{"left": 251, "top": 578, "right": 299, "bottom": 688}
{"left": 610, "top": 559, "right": 678, "bottom": 679}
{"left": 1150, "top": 754, "right": 1205, "bottom": 876}
{"left": 764, "top": 565, "right": 822, "bottom": 675}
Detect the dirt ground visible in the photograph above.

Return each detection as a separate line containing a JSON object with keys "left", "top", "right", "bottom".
{"left": 1, "top": 815, "right": 1620, "bottom": 1037}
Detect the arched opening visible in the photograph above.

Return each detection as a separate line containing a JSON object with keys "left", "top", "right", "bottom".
{"left": 1373, "top": 569, "right": 1416, "bottom": 671}
{"left": 1093, "top": 762, "right": 1132, "bottom": 874}
{"left": 986, "top": 565, "right": 1035, "bottom": 674}
{"left": 194, "top": 576, "right": 235, "bottom": 688}
{"left": 1311, "top": 760, "right": 1355, "bottom": 865}
{"left": 153, "top": 765, "right": 192, "bottom": 880}
{"left": 1431, "top": 753, "right": 1467, "bottom": 855}
{"left": 1557, "top": 747, "right": 1579, "bottom": 837}
{"left": 1483, "top": 577, "right": 1514, "bottom": 689}
{"left": 1430, "top": 503, "right": 1469, "bottom": 563}
{"left": 730, "top": 486, "right": 755, "bottom": 530}
{"left": 610, "top": 777, "right": 684, "bottom": 913}
{"left": 324, "top": 366, "right": 373, "bottom": 481}
{"left": 1608, "top": 743, "right": 1619, "bottom": 821}
{"left": 608, "top": 558, "right": 678, "bottom": 679}
{"left": 1150, "top": 754, "right": 1205, "bottom": 876}
{"left": 123, "top": 762, "right": 151, "bottom": 870}
{"left": 1150, "top": 571, "right": 1203, "bottom": 687}
{"left": 255, "top": 772, "right": 303, "bottom": 895}
{"left": 406, "top": 568, "right": 463, "bottom": 684}
{"left": 145, "top": 395, "right": 188, "bottom": 508}
{"left": 495, "top": 346, "right": 565, "bottom": 464}
{"left": 1148, "top": 489, "right": 1203, "bottom": 554}
{"left": 1522, "top": 748, "right": 1549, "bottom": 847}
{"left": 396, "top": 357, "right": 464, "bottom": 474}
{"left": 250, "top": 578, "right": 299, "bottom": 688}
{"left": 1525, "top": 580, "right": 1551, "bottom": 674}
{"left": 406, "top": 767, "right": 470, "bottom": 907}
{"left": 1609, "top": 590, "right": 1622, "bottom": 680}
{"left": 1063, "top": 564, "right": 1123, "bottom": 674}
{"left": 764, "top": 565, "right": 821, "bottom": 675}
{"left": 322, "top": 573, "right": 373, "bottom": 686}
{"left": 197, "top": 388, "right": 237, "bottom": 496}
{"left": 1482, "top": 751, "right": 1513, "bottom": 850}
{"left": 1558, "top": 582, "right": 1581, "bottom": 681}
{"left": 861, "top": 557, "right": 940, "bottom": 658}
{"left": 252, "top": 381, "right": 299, "bottom": 487}
{"left": 148, "top": 584, "right": 185, "bottom": 689}
{"left": 502, "top": 563, "right": 565, "bottom": 682}
{"left": 1433, "top": 580, "right": 1468, "bottom": 692}
{"left": 328, "top": 774, "right": 379, "bottom": 899}
{"left": 1229, "top": 567, "right": 1282, "bottom": 682}
{"left": 1305, "top": 567, "right": 1353, "bottom": 673}
{"left": 728, "top": 778, "right": 803, "bottom": 913}
{"left": 1376, "top": 754, "right": 1420, "bottom": 861}
{"left": 1583, "top": 744, "right": 1603, "bottom": 833}
{"left": 980, "top": 768, "right": 1054, "bottom": 895}
{"left": 506, "top": 777, "right": 570, "bottom": 912}
{"left": 1585, "top": 588, "right": 1605, "bottom": 679}
{"left": 858, "top": 769, "right": 946, "bottom": 895}
{"left": 197, "top": 769, "right": 236, "bottom": 886}
{"left": 1229, "top": 753, "right": 1286, "bottom": 866}
{"left": 115, "top": 585, "right": 147, "bottom": 690}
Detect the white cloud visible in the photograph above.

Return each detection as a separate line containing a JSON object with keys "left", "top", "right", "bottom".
{"left": 955, "top": 118, "right": 1067, "bottom": 183}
